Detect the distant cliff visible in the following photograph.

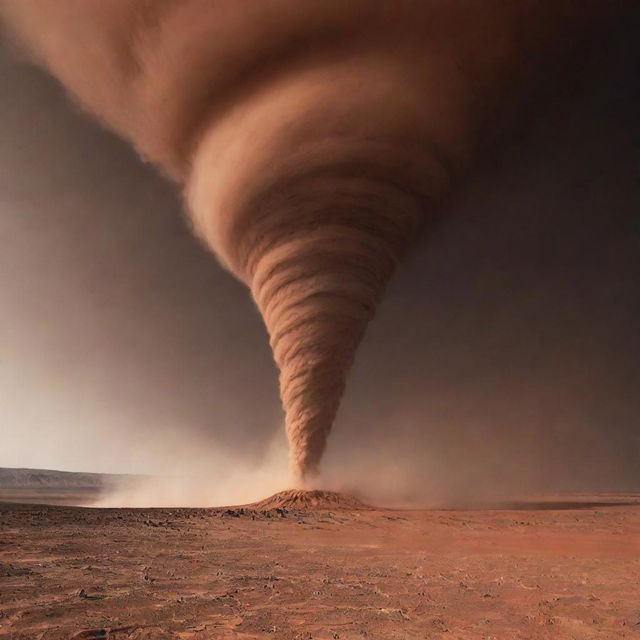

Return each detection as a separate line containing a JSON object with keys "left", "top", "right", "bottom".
{"left": 0, "top": 467, "right": 137, "bottom": 489}
{"left": 0, "top": 467, "right": 144, "bottom": 505}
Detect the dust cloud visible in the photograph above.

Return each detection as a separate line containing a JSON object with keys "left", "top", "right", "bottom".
{"left": 94, "top": 432, "right": 290, "bottom": 509}
{"left": 1, "top": 1, "right": 635, "bottom": 493}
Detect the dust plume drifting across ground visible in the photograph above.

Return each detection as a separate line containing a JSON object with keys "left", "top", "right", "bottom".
{"left": 91, "top": 435, "right": 292, "bottom": 509}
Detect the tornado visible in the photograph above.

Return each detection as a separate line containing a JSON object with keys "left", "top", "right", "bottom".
{"left": 1, "top": 1, "right": 628, "bottom": 483}
{"left": 186, "top": 58, "right": 456, "bottom": 481}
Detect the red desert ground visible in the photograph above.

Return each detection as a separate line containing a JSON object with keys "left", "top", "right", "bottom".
{"left": 1, "top": 468, "right": 640, "bottom": 639}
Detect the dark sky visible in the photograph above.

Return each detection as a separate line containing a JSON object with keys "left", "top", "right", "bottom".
{"left": 1, "top": 16, "right": 638, "bottom": 500}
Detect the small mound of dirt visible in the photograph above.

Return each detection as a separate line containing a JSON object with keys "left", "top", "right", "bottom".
{"left": 251, "top": 489, "right": 368, "bottom": 511}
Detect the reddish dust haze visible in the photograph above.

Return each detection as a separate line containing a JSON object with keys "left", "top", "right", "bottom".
{"left": 1, "top": 1, "right": 633, "bottom": 487}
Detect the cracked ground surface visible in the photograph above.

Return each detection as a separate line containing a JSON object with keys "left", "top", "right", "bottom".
{"left": 1, "top": 495, "right": 639, "bottom": 639}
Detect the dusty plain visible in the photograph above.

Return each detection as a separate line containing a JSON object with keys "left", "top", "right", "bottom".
{"left": 1, "top": 491, "right": 640, "bottom": 639}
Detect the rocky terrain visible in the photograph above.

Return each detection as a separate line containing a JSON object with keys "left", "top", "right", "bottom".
{"left": 1, "top": 488, "right": 639, "bottom": 639}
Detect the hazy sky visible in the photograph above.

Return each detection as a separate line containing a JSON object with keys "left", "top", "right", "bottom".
{"left": 1, "top": 17, "right": 638, "bottom": 497}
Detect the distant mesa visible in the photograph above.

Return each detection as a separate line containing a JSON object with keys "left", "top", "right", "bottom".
{"left": 251, "top": 489, "right": 369, "bottom": 511}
